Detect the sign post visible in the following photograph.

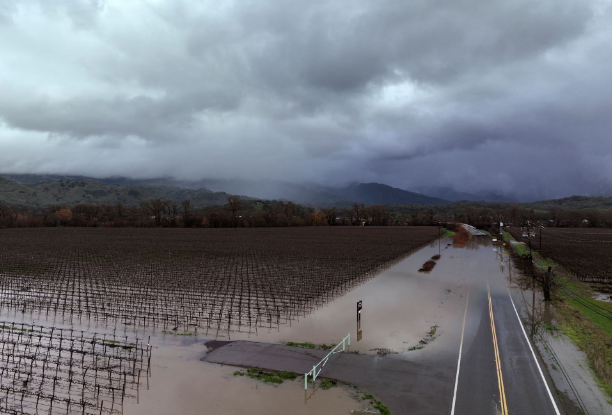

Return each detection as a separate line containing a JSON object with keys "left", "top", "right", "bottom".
{"left": 357, "top": 300, "right": 363, "bottom": 341}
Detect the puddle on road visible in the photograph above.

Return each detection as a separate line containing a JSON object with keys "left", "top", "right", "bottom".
{"left": 123, "top": 341, "right": 372, "bottom": 415}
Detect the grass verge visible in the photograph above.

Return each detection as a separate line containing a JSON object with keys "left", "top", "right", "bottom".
{"left": 234, "top": 367, "right": 393, "bottom": 413}
{"left": 440, "top": 228, "right": 456, "bottom": 238}
{"left": 234, "top": 367, "right": 298, "bottom": 384}
{"left": 284, "top": 341, "right": 333, "bottom": 350}
{"left": 504, "top": 234, "right": 612, "bottom": 401}
{"left": 362, "top": 393, "right": 391, "bottom": 415}
{"left": 555, "top": 292, "right": 612, "bottom": 401}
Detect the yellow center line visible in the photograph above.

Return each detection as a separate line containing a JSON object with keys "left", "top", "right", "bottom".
{"left": 487, "top": 278, "right": 508, "bottom": 415}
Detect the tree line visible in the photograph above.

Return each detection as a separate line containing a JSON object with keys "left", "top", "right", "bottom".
{"left": 1, "top": 196, "right": 611, "bottom": 229}
{"left": 0, "top": 197, "right": 408, "bottom": 229}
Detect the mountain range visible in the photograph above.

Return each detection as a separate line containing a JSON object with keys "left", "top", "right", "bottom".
{"left": 2, "top": 174, "right": 612, "bottom": 211}
{"left": 0, "top": 174, "right": 448, "bottom": 207}
{"left": 0, "top": 176, "right": 235, "bottom": 208}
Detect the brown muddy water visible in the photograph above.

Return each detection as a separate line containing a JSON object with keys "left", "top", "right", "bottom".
{"left": 0, "top": 236, "right": 504, "bottom": 359}
{"left": 123, "top": 341, "right": 376, "bottom": 415}
{"left": 207, "top": 237, "right": 480, "bottom": 357}
{"left": 2, "top": 235, "right": 607, "bottom": 414}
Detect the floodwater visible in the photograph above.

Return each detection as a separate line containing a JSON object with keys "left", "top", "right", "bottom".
{"left": 0, "top": 236, "right": 509, "bottom": 359}
{"left": 126, "top": 236, "right": 521, "bottom": 415}
{"left": 593, "top": 292, "right": 612, "bottom": 303}
{"left": 2, "top": 234, "right": 609, "bottom": 414}
{"left": 208, "top": 236, "right": 517, "bottom": 365}
{"left": 211, "top": 237, "right": 476, "bottom": 356}
{"left": 122, "top": 340, "right": 375, "bottom": 415}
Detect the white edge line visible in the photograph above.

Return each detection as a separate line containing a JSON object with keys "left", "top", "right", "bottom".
{"left": 507, "top": 289, "right": 561, "bottom": 415}
{"left": 450, "top": 288, "right": 470, "bottom": 415}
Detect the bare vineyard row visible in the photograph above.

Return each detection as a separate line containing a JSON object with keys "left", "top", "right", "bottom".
{"left": 0, "top": 322, "right": 150, "bottom": 414}
{"left": 0, "top": 227, "right": 439, "bottom": 413}
{"left": 508, "top": 227, "right": 612, "bottom": 284}
{"left": 0, "top": 228, "right": 439, "bottom": 335}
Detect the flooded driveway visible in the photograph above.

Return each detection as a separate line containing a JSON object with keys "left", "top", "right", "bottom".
{"left": 123, "top": 341, "right": 374, "bottom": 415}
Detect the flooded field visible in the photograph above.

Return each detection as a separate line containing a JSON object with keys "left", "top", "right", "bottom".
{"left": 210, "top": 238, "right": 465, "bottom": 353}
{"left": 0, "top": 227, "right": 608, "bottom": 414}
{"left": 0, "top": 227, "right": 439, "bottom": 414}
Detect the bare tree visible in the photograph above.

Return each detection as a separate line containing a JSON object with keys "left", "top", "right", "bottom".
{"left": 166, "top": 200, "right": 180, "bottom": 227}
{"left": 321, "top": 207, "right": 337, "bottom": 226}
{"left": 144, "top": 198, "right": 167, "bottom": 226}
{"left": 181, "top": 200, "right": 194, "bottom": 227}
{"left": 537, "top": 266, "right": 557, "bottom": 302}
{"left": 368, "top": 205, "right": 392, "bottom": 226}
{"left": 0, "top": 204, "right": 14, "bottom": 228}
{"left": 225, "top": 196, "right": 243, "bottom": 228}
{"left": 349, "top": 203, "right": 366, "bottom": 226}
{"left": 115, "top": 202, "right": 126, "bottom": 219}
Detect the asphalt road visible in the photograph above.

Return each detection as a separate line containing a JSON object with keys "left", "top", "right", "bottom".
{"left": 204, "top": 238, "right": 567, "bottom": 415}
{"left": 203, "top": 341, "right": 455, "bottom": 414}
{"left": 453, "top": 288, "right": 563, "bottom": 415}
{"left": 451, "top": 245, "right": 564, "bottom": 415}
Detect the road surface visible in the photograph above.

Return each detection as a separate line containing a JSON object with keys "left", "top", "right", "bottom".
{"left": 451, "top": 270, "right": 563, "bottom": 414}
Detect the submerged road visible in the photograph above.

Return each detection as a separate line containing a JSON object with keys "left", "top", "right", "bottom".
{"left": 449, "top": 226, "right": 564, "bottom": 415}
{"left": 204, "top": 236, "right": 567, "bottom": 415}
{"left": 203, "top": 341, "right": 454, "bottom": 414}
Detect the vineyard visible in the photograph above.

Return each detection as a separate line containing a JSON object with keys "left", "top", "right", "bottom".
{"left": 0, "top": 323, "right": 149, "bottom": 414}
{"left": 0, "top": 227, "right": 438, "bottom": 413}
{"left": 508, "top": 227, "right": 612, "bottom": 289}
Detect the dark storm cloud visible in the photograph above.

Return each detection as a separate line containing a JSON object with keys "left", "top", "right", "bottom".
{"left": 0, "top": 0, "right": 611, "bottom": 199}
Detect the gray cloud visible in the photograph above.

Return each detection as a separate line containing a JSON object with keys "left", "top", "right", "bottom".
{"left": 0, "top": 0, "right": 611, "bottom": 200}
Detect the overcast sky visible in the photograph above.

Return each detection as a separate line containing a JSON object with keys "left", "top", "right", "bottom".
{"left": 1, "top": 0, "right": 611, "bottom": 199}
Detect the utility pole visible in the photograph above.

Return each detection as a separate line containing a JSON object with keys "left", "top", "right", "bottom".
{"left": 540, "top": 226, "right": 543, "bottom": 256}
{"left": 526, "top": 222, "right": 536, "bottom": 338}
{"left": 438, "top": 221, "right": 441, "bottom": 256}
{"left": 508, "top": 250, "right": 512, "bottom": 284}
